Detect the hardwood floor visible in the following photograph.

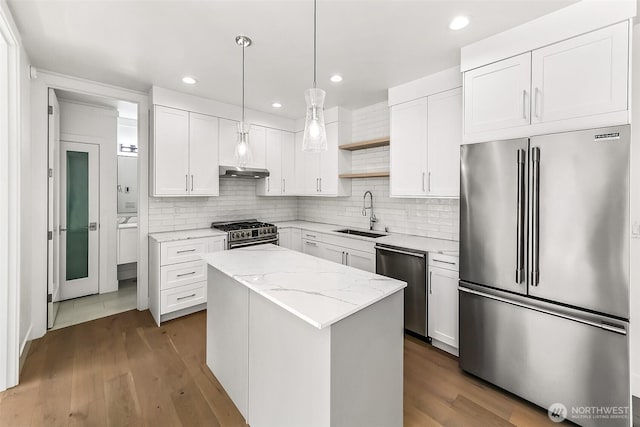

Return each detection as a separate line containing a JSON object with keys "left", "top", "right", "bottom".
{"left": 1, "top": 309, "right": 570, "bottom": 426}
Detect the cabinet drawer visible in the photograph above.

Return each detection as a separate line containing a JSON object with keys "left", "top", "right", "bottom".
{"left": 160, "top": 260, "right": 207, "bottom": 290}
{"left": 301, "top": 230, "right": 322, "bottom": 242}
{"left": 429, "top": 253, "right": 459, "bottom": 272}
{"left": 161, "top": 282, "right": 206, "bottom": 314}
{"left": 161, "top": 238, "right": 209, "bottom": 265}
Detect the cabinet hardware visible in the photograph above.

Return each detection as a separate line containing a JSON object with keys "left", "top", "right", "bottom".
{"left": 177, "top": 293, "right": 197, "bottom": 301}
{"left": 534, "top": 87, "right": 540, "bottom": 118}
{"left": 319, "top": 178, "right": 322, "bottom": 192}
{"left": 305, "top": 241, "right": 317, "bottom": 247}
{"left": 177, "top": 248, "right": 197, "bottom": 254}
{"left": 191, "top": 175, "right": 194, "bottom": 192}
{"left": 422, "top": 172, "right": 426, "bottom": 192}
{"left": 185, "top": 175, "right": 189, "bottom": 192}
{"left": 428, "top": 171, "right": 431, "bottom": 192}
{"left": 429, "top": 271, "right": 433, "bottom": 294}
{"left": 342, "top": 251, "right": 345, "bottom": 264}
{"left": 345, "top": 252, "right": 349, "bottom": 265}
{"left": 267, "top": 177, "right": 270, "bottom": 192}
{"left": 177, "top": 271, "right": 196, "bottom": 277}
{"left": 433, "top": 259, "right": 456, "bottom": 265}
{"left": 282, "top": 179, "right": 285, "bottom": 193}
{"left": 522, "top": 89, "right": 527, "bottom": 119}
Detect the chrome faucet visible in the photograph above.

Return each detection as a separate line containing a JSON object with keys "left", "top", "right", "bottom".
{"left": 362, "top": 190, "right": 377, "bottom": 230}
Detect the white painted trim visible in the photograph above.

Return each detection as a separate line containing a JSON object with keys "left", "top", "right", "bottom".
{"left": 388, "top": 66, "right": 462, "bottom": 107}
{"left": 19, "top": 325, "right": 31, "bottom": 357}
{"left": 632, "top": 373, "right": 639, "bottom": 398}
{"left": 461, "top": 0, "right": 637, "bottom": 72}
{"left": 30, "top": 70, "right": 149, "bottom": 340}
{"left": 0, "top": 0, "right": 22, "bottom": 392}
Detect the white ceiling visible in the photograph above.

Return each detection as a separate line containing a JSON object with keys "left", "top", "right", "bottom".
{"left": 9, "top": 0, "right": 577, "bottom": 118}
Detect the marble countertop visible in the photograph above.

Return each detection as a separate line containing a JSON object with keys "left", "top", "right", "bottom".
{"left": 149, "top": 228, "right": 227, "bottom": 243}
{"left": 202, "top": 244, "right": 407, "bottom": 330}
{"left": 274, "top": 220, "right": 459, "bottom": 256}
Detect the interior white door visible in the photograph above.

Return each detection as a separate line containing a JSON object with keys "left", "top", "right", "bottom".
{"left": 530, "top": 21, "right": 629, "bottom": 124}
{"left": 427, "top": 267, "right": 459, "bottom": 348}
{"left": 281, "top": 132, "right": 296, "bottom": 195}
{"left": 390, "top": 97, "right": 428, "bottom": 197}
{"left": 60, "top": 142, "right": 100, "bottom": 300}
{"left": 427, "top": 88, "right": 462, "bottom": 197}
{"left": 463, "top": 52, "right": 532, "bottom": 135}
{"left": 189, "top": 112, "right": 219, "bottom": 196}
{"left": 47, "top": 88, "right": 61, "bottom": 328}
{"left": 264, "top": 128, "right": 282, "bottom": 195}
{"left": 154, "top": 105, "right": 189, "bottom": 195}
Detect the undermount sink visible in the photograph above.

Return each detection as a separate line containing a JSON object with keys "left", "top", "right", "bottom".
{"left": 334, "top": 229, "right": 386, "bottom": 238}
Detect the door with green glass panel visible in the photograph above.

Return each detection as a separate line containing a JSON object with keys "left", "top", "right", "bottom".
{"left": 60, "top": 141, "right": 99, "bottom": 300}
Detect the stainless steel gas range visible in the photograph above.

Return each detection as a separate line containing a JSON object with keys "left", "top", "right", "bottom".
{"left": 211, "top": 220, "right": 278, "bottom": 250}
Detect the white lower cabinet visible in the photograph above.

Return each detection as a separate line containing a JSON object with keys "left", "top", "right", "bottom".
{"left": 149, "top": 235, "right": 226, "bottom": 325}
{"left": 279, "top": 228, "right": 301, "bottom": 251}
{"left": 427, "top": 253, "right": 459, "bottom": 354}
{"left": 345, "top": 247, "right": 376, "bottom": 273}
{"left": 301, "top": 238, "right": 323, "bottom": 258}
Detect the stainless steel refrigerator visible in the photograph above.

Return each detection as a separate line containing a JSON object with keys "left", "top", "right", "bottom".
{"left": 459, "top": 125, "right": 630, "bottom": 427}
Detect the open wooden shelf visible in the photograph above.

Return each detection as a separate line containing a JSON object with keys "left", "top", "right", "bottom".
{"left": 339, "top": 171, "right": 390, "bottom": 179}
{"left": 339, "top": 137, "right": 390, "bottom": 151}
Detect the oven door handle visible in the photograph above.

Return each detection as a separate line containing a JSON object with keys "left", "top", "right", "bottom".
{"left": 229, "top": 238, "right": 279, "bottom": 249}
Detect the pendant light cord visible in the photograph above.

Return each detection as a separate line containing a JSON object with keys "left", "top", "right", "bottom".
{"left": 242, "top": 43, "right": 245, "bottom": 123}
{"left": 313, "top": 0, "right": 317, "bottom": 89}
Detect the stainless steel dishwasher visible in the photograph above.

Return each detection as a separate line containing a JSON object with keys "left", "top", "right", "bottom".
{"left": 375, "top": 244, "right": 428, "bottom": 338}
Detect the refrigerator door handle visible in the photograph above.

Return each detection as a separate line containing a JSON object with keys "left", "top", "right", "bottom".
{"left": 531, "top": 146, "right": 540, "bottom": 286}
{"left": 516, "top": 149, "right": 526, "bottom": 284}
{"left": 458, "top": 286, "right": 627, "bottom": 335}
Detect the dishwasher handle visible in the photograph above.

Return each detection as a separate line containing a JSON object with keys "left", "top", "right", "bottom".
{"left": 375, "top": 245, "right": 425, "bottom": 258}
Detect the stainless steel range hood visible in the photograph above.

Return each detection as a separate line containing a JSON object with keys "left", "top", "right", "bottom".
{"left": 219, "top": 165, "right": 270, "bottom": 179}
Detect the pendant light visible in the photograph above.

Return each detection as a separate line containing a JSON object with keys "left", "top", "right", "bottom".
{"left": 235, "top": 35, "right": 252, "bottom": 167}
{"left": 302, "top": 0, "right": 327, "bottom": 152}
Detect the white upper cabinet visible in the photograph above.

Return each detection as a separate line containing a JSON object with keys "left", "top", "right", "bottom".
{"left": 463, "top": 52, "right": 532, "bottom": 136}
{"left": 530, "top": 21, "right": 629, "bottom": 125}
{"left": 153, "top": 106, "right": 190, "bottom": 196}
{"left": 248, "top": 125, "right": 266, "bottom": 169}
{"left": 189, "top": 113, "right": 219, "bottom": 196}
{"left": 390, "top": 87, "right": 461, "bottom": 199}
{"left": 427, "top": 88, "right": 462, "bottom": 198}
{"left": 390, "top": 97, "right": 429, "bottom": 197}
{"left": 319, "top": 122, "right": 339, "bottom": 195}
{"left": 257, "top": 129, "right": 283, "bottom": 196}
{"left": 152, "top": 106, "right": 219, "bottom": 197}
{"left": 281, "top": 132, "right": 296, "bottom": 195}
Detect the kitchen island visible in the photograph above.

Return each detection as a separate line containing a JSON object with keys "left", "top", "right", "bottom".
{"left": 202, "top": 244, "right": 406, "bottom": 427}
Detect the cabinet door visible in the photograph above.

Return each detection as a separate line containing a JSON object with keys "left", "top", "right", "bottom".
{"left": 154, "top": 106, "right": 189, "bottom": 195}
{"left": 390, "top": 98, "right": 429, "bottom": 197}
{"left": 427, "top": 88, "right": 462, "bottom": 197}
{"left": 346, "top": 249, "right": 375, "bottom": 273}
{"left": 296, "top": 131, "right": 321, "bottom": 195}
{"left": 209, "top": 236, "right": 226, "bottom": 252}
{"left": 301, "top": 239, "right": 323, "bottom": 258}
{"left": 263, "top": 129, "right": 282, "bottom": 195}
{"left": 189, "top": 113, "right": 219, "bottom": 196}
{"left": 278, "top": 229, "right": 292, "bottom": 250}
{"left": 319, "top": 122, "right": 338, "bottom": 195}
{"left": 531, "top": 22, "right": 628, "bottom": 124}
{"left": 322, "top": 243, "right": 346, "bottom": 265}
{"left": 464, "top": 52, "right": 531, "bottom": 135}
{"left": 248, "top": 125, "right": 266, "bottom": 169}
{"left": 218, "top": 118, "right": 237, "bottom": 166}
{"left": 290, "top": 228, "right": 302, "bottom": 252}
{"left": 428, "top": 266, "right": 459, "bottom": 348}
{"left": 281, "top": 132, "right": 296, "bottom": 195}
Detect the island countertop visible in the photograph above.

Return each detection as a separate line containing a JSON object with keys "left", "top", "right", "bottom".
{"left": 201, "top": 244, "right": 406, "bottom": 330}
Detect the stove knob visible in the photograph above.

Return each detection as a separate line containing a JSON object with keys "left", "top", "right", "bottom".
{"left": 232, "top": 232, "right": 238, "bottom": 239}
{"left": 244, "top": 231, "right": 249, "bottom": 238}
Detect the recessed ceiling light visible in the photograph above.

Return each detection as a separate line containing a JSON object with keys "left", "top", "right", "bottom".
{"left": 330, "top": 74, "right": 343, "bottom": 83}
{"left": 449, "top": 16, "right": 469, "bottom": 31}
{"left": 182, "top": 76, "right": 197, "bottom": 85}
{"left": 272, "top": 102, "right": 282, "bottom": 108}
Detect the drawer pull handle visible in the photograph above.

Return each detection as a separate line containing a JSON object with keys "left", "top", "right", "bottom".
{"left": 177, "top": 249, "right": 197, "bottom": 254}
{"left": 177, "top": 293, "right": 197, "bottom": 301}
{"left": 305, "top": 241, "right": 317, "bottom": 247}
{"left": 177, "top": 271, "right": 196, "bottom": 277}
{"left": 305, "top": 234, "right": 316, "bottom": 238}
{"left": 433, "top": 259, "right": 456, "bottom": 265}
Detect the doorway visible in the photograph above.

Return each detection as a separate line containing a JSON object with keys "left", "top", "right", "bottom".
{"left": 47, "top": 88, "right": 140, "bottom": 330}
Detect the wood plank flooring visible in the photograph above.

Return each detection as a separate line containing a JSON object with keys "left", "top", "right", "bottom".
{"left": 0, "top": 309, "right": 574, "bottom": 426}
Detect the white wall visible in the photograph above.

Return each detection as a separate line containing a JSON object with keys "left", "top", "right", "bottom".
{"left": 630, "top": 22, "right": 640, "bottom": 399}
{"left": 297, "top": 102, "right": 460, "bottom": 241}
{"left": 59, "top": 100, "right": 119, "bottom": 294}
{"left": 148, "top": 179, "right": 298, "bottom": 233}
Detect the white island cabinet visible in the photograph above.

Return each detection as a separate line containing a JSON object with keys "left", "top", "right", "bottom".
{"left": 203, "top": 244, "right": 406, "bottom": 427}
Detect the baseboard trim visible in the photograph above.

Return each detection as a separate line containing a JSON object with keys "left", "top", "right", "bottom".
{"left": 19, "top": 325, "right": 33, "bottom": 375}
{"left": 632, "top": 372, "right": 640, "bottom": 398}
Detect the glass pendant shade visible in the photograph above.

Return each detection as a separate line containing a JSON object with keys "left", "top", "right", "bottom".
{"left": 235, "top": 121, "right": 252, "bottom": 167}
{"left": 302, "top": 87, "right": 327, "bottom": 152}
